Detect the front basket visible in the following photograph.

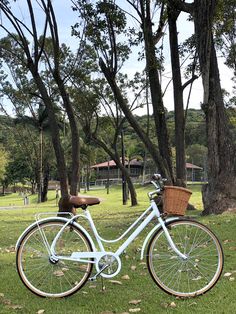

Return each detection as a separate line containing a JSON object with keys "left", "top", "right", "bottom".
{"left": 163, "top": 186, "right": 192, "bottom": 216}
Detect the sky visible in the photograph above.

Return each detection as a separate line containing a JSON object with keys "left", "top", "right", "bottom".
{"left": 0, "top": 0, "right": 234, "bottom": 115}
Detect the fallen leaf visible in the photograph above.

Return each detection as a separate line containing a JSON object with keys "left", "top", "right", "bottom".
{"left": 109, "top": 280, "right": 122, "bottom": 285}
{"left": 131, "top": 265, "right": 136, "bottom": 271}
{"left": 0, "top": 293, "right": 4, "bottom": 297}
{"left": 99, "top": 312, "right": 114, "bottom": 314}
{"left": 129, "top": 300, "right": 141, "bottom": 305}
{"left": 53, "top": 270, "right": 64, "bottom": 277}
{"left": 121, "top": 275, "right": 130, "bottom": 280}
{"left": 224, "top": 272, "right": 232, "bottom": 277}
{"left": 129, "top": 309, "right": 141, "bottom": 313}
{"left": 229, "top": 277, "right": 235, "bottom": 281}
{"left": 169, "top": 302, "right": 177, "bottom": 308}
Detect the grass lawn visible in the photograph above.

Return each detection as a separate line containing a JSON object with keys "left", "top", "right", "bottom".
{"left": 0, "top": 184, "right": 236, "bottom": 314}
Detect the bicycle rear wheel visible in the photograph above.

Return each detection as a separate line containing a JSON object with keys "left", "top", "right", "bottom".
{"left": 147, "top": 219, "right": 223, "bottom": 297}
{"left": 16, "top": 219, "right": 93, "bottom": 298}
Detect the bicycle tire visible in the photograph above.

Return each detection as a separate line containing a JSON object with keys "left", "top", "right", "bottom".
{"left": 147, "top": 219, "right": 224, "bottom": 298}
{"left": 16, "top": 219, "right": 93, "bottom": 298}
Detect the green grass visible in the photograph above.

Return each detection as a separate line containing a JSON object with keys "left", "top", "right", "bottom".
{"left": 0, "top": 185, "right": 236, "bottom": 314}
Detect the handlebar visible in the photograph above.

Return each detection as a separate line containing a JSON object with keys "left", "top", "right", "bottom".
{"left": 148, "top": 173, "right": 166, "bottom": 199}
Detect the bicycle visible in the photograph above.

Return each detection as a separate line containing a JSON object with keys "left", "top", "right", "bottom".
{"left": 15, "top": 174, "right": 224, "bottom": 298}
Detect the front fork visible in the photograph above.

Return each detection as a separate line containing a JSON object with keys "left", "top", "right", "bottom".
{"left": 158, "top": 217, "right": 187, "bottom": 260}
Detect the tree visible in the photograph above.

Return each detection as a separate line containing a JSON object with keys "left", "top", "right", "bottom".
{"left": 73, "top": 0, "right": 174, "bottom": 183}
{"left": 167, "top": 4, "right": 199, "bottom": 187}
{"left": 0, "top": 1, "right": 82, "bottom": 209}
{"left": 168, "top": 0, "right": 236, "bottom": 214}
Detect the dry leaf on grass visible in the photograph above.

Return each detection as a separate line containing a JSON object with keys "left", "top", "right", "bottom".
{"left": 130, "top": 265, "right": 136, "bottom": 271}
{"left": 37, "top": 310, "right": 45, "bottom": 314}
{"left": 108, "top": 280, "right": 122, "bottom": 285}
{"left": 129, "top": 308, "right": 141, "bottom": 313}
{"left": 53, "top": 270, "right": 64, "bottom": 277}
{"left": 129, "top": 300, "right": 141, "bottom": 305}
{"left": 169, "top": 302, "right": 177, "bottom": 308}
{"left": 121, "top": 275, "right": 130, "bottom": 280}
{"left": 224, "top": 272, "right": 232, "bottom": 277}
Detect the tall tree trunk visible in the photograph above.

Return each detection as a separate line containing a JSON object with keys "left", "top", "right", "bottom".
{"left": 53, "top": 73, "right": 80, "bottom": 195}
{"left": 30, "top": 69, "right": 69, "bottom": 198}
{"left": 142, "top": 2, "right": 174, "bottom": 182}
{"left": 168, "top": 7, "right": 186, "bottom": 187}
{"left": 194, "top": 0, "right": 236, "bottom": 213}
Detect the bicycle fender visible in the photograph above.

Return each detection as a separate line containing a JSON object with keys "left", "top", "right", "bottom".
{"left": 140, "top": 216, "right": 180, "bottom": 260}
{"left": 15, "top": 217, "right": 96, "bottom": 252}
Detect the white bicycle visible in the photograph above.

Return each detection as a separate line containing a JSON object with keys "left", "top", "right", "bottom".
{"left": 16, "top": 174, "right": 224, "bottom": 298}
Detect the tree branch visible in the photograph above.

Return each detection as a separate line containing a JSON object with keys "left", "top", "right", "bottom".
{"left": 182, "top": 74, "right": 198, "bottom": 90}
{"left": 166, "top": 0, "right": 193, "bottom": 14}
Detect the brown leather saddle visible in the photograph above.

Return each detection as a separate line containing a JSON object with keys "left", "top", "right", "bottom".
{"left": 69, "top": 194, "right": 100, "bottom": 208}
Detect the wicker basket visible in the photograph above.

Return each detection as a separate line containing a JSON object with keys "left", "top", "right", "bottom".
{"left": 163, "top": 186, "right": 192, "bottom": 216}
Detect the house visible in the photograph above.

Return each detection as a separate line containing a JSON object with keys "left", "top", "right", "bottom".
{"left": 91, "top": 159, "right": 143, "bottom": 184}
{"left": 186, "top": 162, "right": 203, "bottom": 181}
{"left": 91, "top": 159, "right": 203, "bottom": 184}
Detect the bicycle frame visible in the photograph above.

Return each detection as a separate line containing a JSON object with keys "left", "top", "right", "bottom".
{"left": 49, "top": 199, "right": 187, "bottom": 269}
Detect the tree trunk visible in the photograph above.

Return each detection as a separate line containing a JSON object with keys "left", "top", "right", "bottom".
{"left": 168, "top": 7, "right": 186, "bottom": 187}
{"left": 53, "top": 72, "right": 80, "bottom": 196}
{"left": 142, "top": 3, "right": 174, "bottom": 182}
{"left": 194, "top": 0, "right": 236, "bottom": 214}
{"left": 29, "top": 68, "right": 69, "bottom": 198}
{"left": 41, "top": 163, "right": 49, "bottom": 202}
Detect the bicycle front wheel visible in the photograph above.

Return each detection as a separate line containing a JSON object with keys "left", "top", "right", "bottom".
{"left": 16, "top": 219, "right": 93, "bottom": 298}
{"left": 147, "top": 219, "right": 223, "bottom": 298}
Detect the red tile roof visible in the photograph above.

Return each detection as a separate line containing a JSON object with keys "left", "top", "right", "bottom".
{"left": 91, "top": 159, "right": 142, "bottom": 168}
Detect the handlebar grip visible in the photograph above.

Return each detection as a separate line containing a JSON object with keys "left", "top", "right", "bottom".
{"left": 152, "top": 173, "right": 162, "bottom": 181}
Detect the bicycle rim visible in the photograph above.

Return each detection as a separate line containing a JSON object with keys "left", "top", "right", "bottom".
{"left": 16, "top": 220, "right": 93, "bottom": 298}
{"left": 147, "top": 219, "right": 224, "bottom": 297}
